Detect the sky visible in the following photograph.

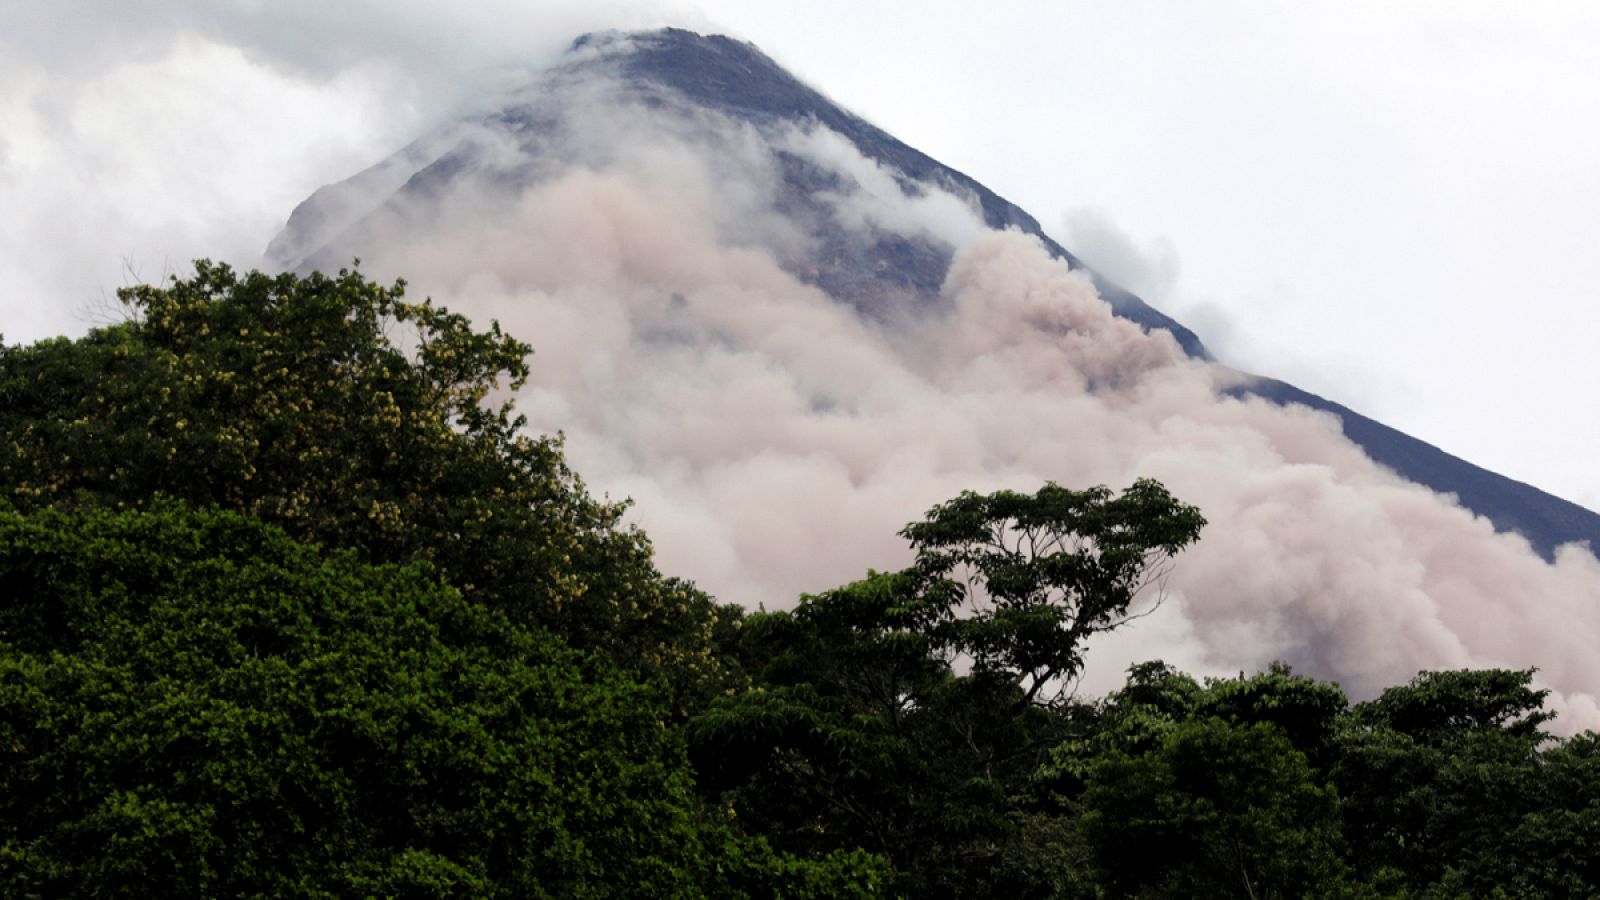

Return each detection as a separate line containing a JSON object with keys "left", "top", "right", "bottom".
{"left": 3, "top": 1, "right": 1598, "bottom": 506}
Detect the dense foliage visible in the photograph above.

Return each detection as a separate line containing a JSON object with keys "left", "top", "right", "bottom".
{"left": 689, "top": 481, "right": 1206, "bottom": 895}
{"left": 0, "top": 503, "right": 712, "bottom": 896}
{"left": 0, "top": 262, "right": 733, "bottom": 709}
{"left": 0, "top": 265, "right": 881, "bottom": 897}
{"left": 3, "top": 264, "right": 1596, "bottom": 896}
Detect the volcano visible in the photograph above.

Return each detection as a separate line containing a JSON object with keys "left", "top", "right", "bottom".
{"left": 271, "top": 28, "right": 1600, "bottom": 561}
{"left": 267, "top": 29, "right": 1600, "bottom": 718}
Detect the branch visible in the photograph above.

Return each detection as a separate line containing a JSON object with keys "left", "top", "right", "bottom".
{"left": 1230, "top": 834, "right": 1259, "bottom": 900}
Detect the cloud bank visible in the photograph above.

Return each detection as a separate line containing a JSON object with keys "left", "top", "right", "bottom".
{"left": 297, "top": 65, "right": 1600, "bottom": 731}
{"left": 0, "top": 1, "right": 706, "bottom": 344}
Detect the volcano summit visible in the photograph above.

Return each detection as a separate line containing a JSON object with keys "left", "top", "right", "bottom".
{"left": 270, "top": 29, "right": 1600, "bottom": 723}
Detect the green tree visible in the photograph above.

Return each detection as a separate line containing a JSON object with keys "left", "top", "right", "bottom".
{"left": 691, "top": 481, "right": 1205, "bottom": 896}
{"left": 1198, "top": 661, "right": 1350, "bottom": 772}
{"left": 1466, "top": 730, "right": 1600, "bottom": 896}
{"left": 0, "top": 502, "right": 715, "bottom": 897}
{"left": 0, "top": 264, "right": 890, "bottom": 896}
{"left": 693, "top": 572, "right": 1037, "bottom": 894}
{"left": 1351, "top": 668, "right": 1552, "bottom": 743}
{"left": 1081, "top": 717, "right": 1348, "bottom": 899}
{"left": 1332, "top": 669, "right": 1578, "bottom": 895}
{"left": 1071, "top": 664, "right": 1356, "bottom": 899}
{"left": 0, "top": 262, "right": 734, "bottom": 708}
{"left": 901, "top": 479, "right": 1206, "bottom": 705}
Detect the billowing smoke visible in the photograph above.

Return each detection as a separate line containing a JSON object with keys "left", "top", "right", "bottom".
{"left": 282, "top": 51, "right": 1600, "bottom": 731}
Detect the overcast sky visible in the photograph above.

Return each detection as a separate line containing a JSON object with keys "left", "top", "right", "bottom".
{"left": 4, "top": 1, "right": 1598, "bottom": 510}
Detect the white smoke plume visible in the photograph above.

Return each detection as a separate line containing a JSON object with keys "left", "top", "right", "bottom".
{"left": 302, "top": 57, "right": 1600, "bottom": 733}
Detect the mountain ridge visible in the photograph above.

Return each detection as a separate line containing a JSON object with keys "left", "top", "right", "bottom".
{"left": 269, "top": 26, "right": 1600, "bottom": 560}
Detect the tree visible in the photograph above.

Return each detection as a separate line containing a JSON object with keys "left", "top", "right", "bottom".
{"left": 1351, "top": 668, "right": 1552, "bottom": 744}
{"left": 0, "top": 262, "right": 735, "bottom": 709}
{"left": 0, "top": 264, "right": 890, "bottom": 896}
{"left": 0, "top": 502, "right": 717, "bottom": 897}
{"left": 690, "top": 480, "right": 1205, "bottom": 896}
{"left": 1333, "top": 669, "right": 1565, "bottom": 893}
{"left": 693, "top": 572, "right": 1054, "bottom": 893}
{"left": 1071, "top": 663, "right": 1356, "bottom": 899}
{"left": 1081, "top": 718, "right": 1349, "bottom": 899}
{"left": 1198, "top": 661, "right": 1350, "bottom": 773}
{"left": 900, "top": 479, "right": 1206, "bottom": 705}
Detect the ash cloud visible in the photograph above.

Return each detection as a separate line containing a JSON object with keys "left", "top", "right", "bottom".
{"left": 303, "top": 65, "right": 1600, "bottom": 731}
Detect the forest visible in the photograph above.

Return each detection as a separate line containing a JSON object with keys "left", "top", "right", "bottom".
{"left": 2, "top": 263, "right": 1596, "bottom": 898}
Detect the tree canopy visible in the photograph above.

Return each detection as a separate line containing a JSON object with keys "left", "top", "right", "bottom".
{"left": 0, "top": 502, "right": 714, "bottom": 897}
{"left": 0, "top": 262, "right": 734, "bottom": 708}
{"left": 0, "top": 264, "right": 880, "bottom": 896}
{"left": 900, "top": 479, "right": 1206, "bottom": 704}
